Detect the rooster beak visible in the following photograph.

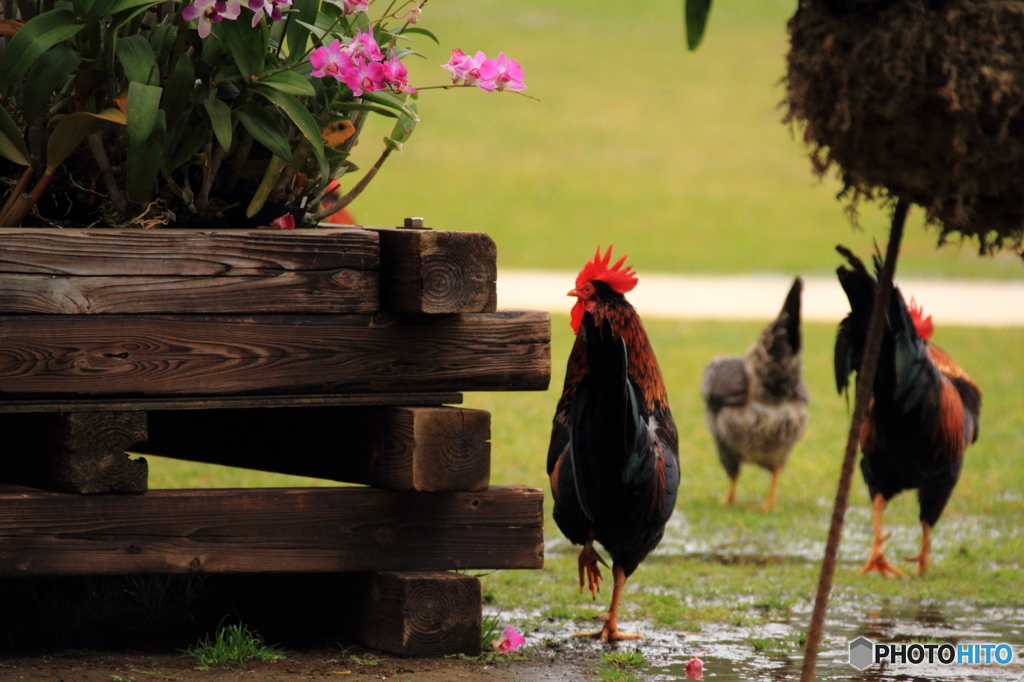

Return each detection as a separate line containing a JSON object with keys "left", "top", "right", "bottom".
{"left": 567, "top": 289, "right": 577, "bottom": 297}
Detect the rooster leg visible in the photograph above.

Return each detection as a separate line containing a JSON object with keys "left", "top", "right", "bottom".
{"left": 857, "top": 494, "right": 907, "bottom": 578}
{"left": 577, "top": 541, "right": 607, "bottom": 599}
{"left": 721, "top": 477, "right": 738, "bottom": 505}
{"left": 904, "top": 522, "right": 932, "bottom": 575}
{"left": 760, "top": 465, "right": 783, "bottom": 512}
{"left": 575, "top": 565, "right": 642, "bottom": 641}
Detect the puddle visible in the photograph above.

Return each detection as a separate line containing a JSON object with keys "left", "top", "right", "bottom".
{"left": 524, "top": 512, "right": 1022, "bottom": 681}
{"left": 501, "top": 601, "right": 1023, "bottom": 681}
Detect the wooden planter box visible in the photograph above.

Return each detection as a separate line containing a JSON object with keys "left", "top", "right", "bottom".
{"left": 0, "top": 225, "right": 551, "bottom": 656}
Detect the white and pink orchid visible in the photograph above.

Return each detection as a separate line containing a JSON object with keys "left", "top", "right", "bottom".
{"left": 181, "top": 0, "right": 242, "bottom": 39}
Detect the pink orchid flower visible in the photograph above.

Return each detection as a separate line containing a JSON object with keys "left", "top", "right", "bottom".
{"left": 343, "top": 58, "right": 387, "bottom": 96}
{"left": 685, "top": 653, "right": 705, "bottom": 680}
{"left": 382, "top": 53, "right": 416, "bottom": 93}
{"left": 492, "top": 53, "right": 526, "bottom": 91}
{"left": 490, "top": 626, "right": 525, "bottom": 653}
{"left": 465, "top": 55, "right": 500, "bottom": 91}
{"left": 341, "top": 0, "right": 367, "bottom": 14}
{"left": 182, "top": 0, "right": 241, "bottom": 39}
{"left": 247, "top": 0, "right": 291, "bottom": 26}
{"left": 346, "top": 31, "right": 384, "bottom": 63}
{"left": 442, "top": 48, "right": 473, "bottom": 82}
{"left": 310, "top": 40, "right": 351, "bottom": 80}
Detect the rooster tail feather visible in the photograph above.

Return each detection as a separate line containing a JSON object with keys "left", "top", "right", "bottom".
{"left": 834, "top": 245, "right": 876, "bottom": 395}
{"left": 780, "top": 277, "right": 803, "bottom": 355}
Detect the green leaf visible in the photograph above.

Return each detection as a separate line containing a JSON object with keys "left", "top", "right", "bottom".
{"left": 166, "top": 117, "right": 209, "bottom": 172}
{"left": 161, "top": 52, "right": 195, "bottom": 125}
{"left": 22, "top": 43, "right": 82, "bottom": 124}
{"left": 389, "top": 101, "right": 417, "bottom": 145}
{"left": 117, "top": 34, "right": 158, "bottom": 86}
{"left": 0, "top": 106, "right": 30, "bottom": 166}
{"left": 127, "top": 110, "right": 166, "bottom": 203}
{"left": 685, "top": 0, "right": 713, "bottom": 51}
{"left": 83, "top": 0, "right": 120, "bottom": 21}
{"left": 237, "top": 103, "right": 293, "bottom": 162}
{"left": 329, "top": 100, "right": 397, "bottom": 116}
{"left": 204, "top": 98, "right": 233, "bottom": 151}
{"left": 361, "top": 90, "right": 419, "bottom": 120}
{"left": 258, "top": 70, "right": 316, "bottom": 97}
{"left": 218, "top": 14, "right": 266, "bottom": 80}
{"left": 400, "top": 27, "right": 439, "bottom": 45}
{"left": 251, "top": 84, "right": 325, "bottom": 176}
{"left": 285, "top": 0, "right": 320, "bottom": 62}
{"left": 111, "top": 0, "right": 162, "bottom": 11}
{"left": 127, "top": 81, "right": 163, "bottom": 145}
{"left": 109, "top": 0, "right": 163, "bottom": 34}
{"left": 0, "top": 9, "right": 85, "bottom": 92}
{"left": 45, "top": 109, "right": 126, "bottom": 174}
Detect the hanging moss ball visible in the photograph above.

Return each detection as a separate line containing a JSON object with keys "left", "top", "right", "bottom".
{"left": 785, "top": 0, "right": 1024, "bottom": 253}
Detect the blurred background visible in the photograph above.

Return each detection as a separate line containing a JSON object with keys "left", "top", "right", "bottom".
{"left": 347, "top": 0, "right": 1024, "bottom": 279}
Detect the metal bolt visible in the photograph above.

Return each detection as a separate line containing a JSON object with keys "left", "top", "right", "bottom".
{"left": 403, "top": 217, "right": 428, "bottom": 229}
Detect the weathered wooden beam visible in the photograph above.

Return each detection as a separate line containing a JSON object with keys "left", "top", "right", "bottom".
{"left": 374, "top": 227, "right": 497, "bottom": 314}
{"left": 0, "top": 392, "right": 464, "bottom": 414}
{"left": 356, "top": 571, "right": 482, "bottom": 657}
{"left": 0, "top": 412, "right": 148, "bottom": 494}
{"left": 136, "top": 406, "right": 490, "bottom": 491}
{"left": 0, "top": 310, "right": 551, "bottom": 397}
{"left": 0, "top": 228, "right": 379, "bottom": 314}
{"left": 0, "top": 486, "right": 545, "bottom": 576}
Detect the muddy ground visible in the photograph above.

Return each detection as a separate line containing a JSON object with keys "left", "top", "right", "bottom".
{"left": 0, "top": 646, "right": 598, "bottom": 682}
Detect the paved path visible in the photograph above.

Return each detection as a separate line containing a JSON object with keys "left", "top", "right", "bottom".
{"left": 497, "top": 270, "right": 1024, "bottom": 327}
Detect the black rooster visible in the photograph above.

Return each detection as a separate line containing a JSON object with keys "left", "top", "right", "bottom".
{"left": 548, "top": 247, "right": 679, "bottom": 641}
{"left": 835, "top": 246, "right": 981, "bottom": 576}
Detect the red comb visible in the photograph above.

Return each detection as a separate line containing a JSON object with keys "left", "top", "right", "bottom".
{"left": 908, "top": 297, "right": 934, "bottom": 341}
{"left": 575, "top": 245, "right": 638, "bottom": 295}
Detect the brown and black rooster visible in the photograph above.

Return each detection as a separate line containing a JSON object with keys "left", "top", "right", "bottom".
{"left": 835, "top": 247, "right": 981, "bottom": 576}
{"left": 547, "top": 246, "right": 679, "bottom": 641}
{"left": 702, "top": 277, "right": 808, "bottom": 511}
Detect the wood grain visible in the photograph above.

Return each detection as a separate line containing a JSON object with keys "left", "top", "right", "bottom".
{"left": 137, "top": 406, "right": 491, "bottom": 491}
{"left": 0, "top": 412, "right": 149, "bottom": 494}
{"left": 0, "top": 310, "right": 551, "bottom": 397}
{"left": 0, "top": 486, "right": 545, "bottom": 576}
{"left": 0, "top": 392, "right": 464, "bottom": 413}
{"left": 375, "top": 229, "right": 497, "bottom": 314}
{"left": 357, "top": 572, "right": 482, "bottom": 657}
{"left": 0, "top": 228, "right": 379, "bottom": 314}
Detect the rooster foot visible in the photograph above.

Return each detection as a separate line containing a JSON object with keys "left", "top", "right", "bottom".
{"left": 572, "top": 623, "right": 643, "bottom": 642}
{"left": 903, "top": 553, "right": 929, "bottom": 576}
{"left": 860, "top": 540, "right": 909, "bottom": 577}
{"left": 577, "top": 543, "right": 608, "bottom": 599}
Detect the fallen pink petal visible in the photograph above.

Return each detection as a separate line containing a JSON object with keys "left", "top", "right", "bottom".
{"left": 490, "top": 625, "right": 525, "bottom": 653}
{"left": 267, "top": 213, "right": 296, "bottom": 230}
{"left": 685, "top": 652, "right": 705, "bottom": 679}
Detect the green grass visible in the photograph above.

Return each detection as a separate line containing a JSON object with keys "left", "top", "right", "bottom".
{"left": 145, "top": 316, "right": 1024, "bottom": 642}
{"left": 183, "top": 622, "right": 285, "bottom": 668}
{"left": 340, "top": 0, "right": 1024, "bottom": 279}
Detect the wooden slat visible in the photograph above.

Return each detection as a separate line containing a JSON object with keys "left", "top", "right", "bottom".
{"left": 374, "top": 228, "right": 497, "bottom": 314}
{"left": 0, "top": 310, "right": 550, "bottom": 397}
{"left": 0, "top": 228, "right": 379, "bottom": 314}
{"left": 0, "top": 392, "right": 464, "bottom": 413}
{"left": 0, "top": 412, "right": 149, "bottom": 494}
{"left": 0, "top": 486, "right": 545, "bottom": 576}
{"left": 136, "top": 406, "right": 491, "bottom": 491}
{"left": 357, "top": 572, "right": 482, "bottom": 657}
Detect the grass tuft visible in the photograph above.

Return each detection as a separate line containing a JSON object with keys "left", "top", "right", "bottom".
{"left": 183, "top": 622, "right": 285, "bottom": 668}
